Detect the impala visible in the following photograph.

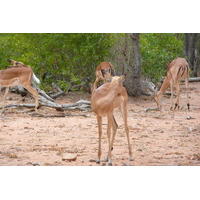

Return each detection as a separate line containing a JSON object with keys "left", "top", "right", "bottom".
{"left": 93, "top": 62, "right": 115, "bottom": 90}
{"left": 7, "top": 59, "right": 24, "bottom": 68}
{"left": 91, "top": 70, "right": 133, "bottom": 165}
{"left": 0, "top": 67, "right": 39, "bottom": 114}
{"left": 6, "top": 59, "right": 40, "bottom": 84}
{"left": 155, "top": 57, "right": 190, "bottom": 110}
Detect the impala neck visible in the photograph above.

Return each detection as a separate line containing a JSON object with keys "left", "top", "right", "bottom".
{"left": 157, "top": 76, "right": 170, "bottom": 96}
{"left": 100, "top": 81, "right": 122, "bottom": 103}
{"left": 155, "top": 76, "right": 170, "bottom": 107}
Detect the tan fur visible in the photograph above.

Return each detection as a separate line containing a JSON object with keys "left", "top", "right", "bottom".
{"left": 0, "top": 67, "right": 39, "bottom": 114}
{"left": 155, "top": 57, "right": 190, "bottom": 110}
{"left": 91, "top": 73, "right": 133, "bottom": 165}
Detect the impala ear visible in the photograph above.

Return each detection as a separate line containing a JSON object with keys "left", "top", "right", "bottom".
{"left": 118, "top": 73, "right": 127, "bottom": 83}
{"left": 7, "top": 59, "right": 16, "bottom": 65}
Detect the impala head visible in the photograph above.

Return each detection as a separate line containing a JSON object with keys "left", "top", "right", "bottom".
{"left": 16, "top": 62, "right": 28, "bottom": 67}
{"left": 7, "top": 59, "right": 28, "bottom": 68}
{"left": 101, "top": 69, "right": 126, "bottom": 84}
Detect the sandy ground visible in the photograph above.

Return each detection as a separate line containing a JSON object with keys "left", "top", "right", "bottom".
{"left": 0, "top": 81, "right": 200, "bottom": 166}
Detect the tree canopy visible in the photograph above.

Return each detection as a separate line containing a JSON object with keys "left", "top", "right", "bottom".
{"left": 0, "top": 33, "right": 197, "bottom": 94}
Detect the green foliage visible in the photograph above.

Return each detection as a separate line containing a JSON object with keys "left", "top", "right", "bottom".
{"left": 140, "top": 33, "right": 184, "bottom": 82}
{"left": 0, "top": 33, "right": 185, "bottom": 92}
{"left": 57, "top": 80, "right": 70, "bottom": 92}
{"left": 0, "top": 33, "right": 115, "bottom": 91}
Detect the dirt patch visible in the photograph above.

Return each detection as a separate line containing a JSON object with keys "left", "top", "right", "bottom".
{"left": 0, "top": 82, "right": 200, "bottom": 166}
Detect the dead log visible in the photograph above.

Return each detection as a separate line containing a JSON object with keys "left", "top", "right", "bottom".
{"left": 0, "top": 99, "right": 91, "bottom": 112}
{"left": 28, "top": 162, "right": 42, "bottom": 166}
{"left": 51, "top": 82, "right": 65, "bottom": 99}
{"left": 10, "top": 85, "right": 27, "bottom": 96}
{"left": 38, "top": 89, "right": 55, "bottom": 102}
{"left": 29, "top": 112, "right": 88, "bottom": 118}
{"left": 32, "top": 82, "right": 54, "bottom": 102}
{"left": 142, "top": 80, "right": 157, "bottom": 93}
{"left": 188, "top": 77, "right": 200, "bottom": 82}
{"left": 38, "top": 95, "right": 63, "bottom": 111}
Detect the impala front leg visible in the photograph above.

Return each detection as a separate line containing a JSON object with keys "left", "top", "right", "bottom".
{"left": 96, "top": 116, "right": 102, "bottom": 164}
{"left": 170, "top": 80, "right": 174, "bottom": 110}
{"left": 1, "top": 87, "right": 9, "bottom": 115}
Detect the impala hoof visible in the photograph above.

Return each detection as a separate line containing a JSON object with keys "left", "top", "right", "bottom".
{"left": 130, "top": 157, "right": 134, "bottom": 161}
{"left": 96, "top": 159, "right": 100, "bottom": 164}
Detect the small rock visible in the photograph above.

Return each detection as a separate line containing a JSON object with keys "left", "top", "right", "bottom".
{"left": 62, "top": 153, "right": 77, "bottom": 161}
{"left": 89, "top": 159, "right": 96, "bottom": 162}
{"left": 187, "top": 116, "right": 195, "bottom": 120}
{"left": 137, "top": 149, "right": 143, "bottom": 151}
{"left": 122, "top": 163, "right": 133, "bottom": 166}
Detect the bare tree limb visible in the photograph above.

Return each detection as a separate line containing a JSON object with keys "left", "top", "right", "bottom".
{"left": 0, "top": 99, "right": 91, "bottom": 112}
{"left": 29, "top": 112, "right": 89, "bottom": 118}
{"left": 51, "top": 82, "right": 65, "bottom": 99}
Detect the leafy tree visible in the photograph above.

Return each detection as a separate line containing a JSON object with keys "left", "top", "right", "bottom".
{"left": 0, "top": 33, "right": 187, "bottom": 95}
{"left": 140, "top": 33, "right": 184, "bottom": 82}
{"left": 0, "top": 33, "right": 116, "bottom": 91}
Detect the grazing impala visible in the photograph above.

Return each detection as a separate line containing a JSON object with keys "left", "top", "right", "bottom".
{"left": 0, "top": 67, "right": 39, "bottom": 114}
{"left": 155, "top": 57, "right": 190, "bottom": 110}
{"left": 91, "top": 70, "right": 133, "bottom": 166}
{"left": 93, "top": 62, "right": 115, "bottom": 90}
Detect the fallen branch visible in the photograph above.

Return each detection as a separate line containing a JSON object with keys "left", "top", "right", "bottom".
{"left": 62, "top": 100, "right": 91, "bottom": 110}
{"left": 39, "top": 95, "right": 63, "bottom": 111}
{"left": 28, "top": 162, "right": 42, "bottom": 166}
{"left": 32, "top": 83, "right": 55, "bottom": 102}
{"left": 188, "top": 77, "right": 200, "bottom": 82}
{"left": 144, "top": 107, "right": 160, "bottom": 112}
{"left": 1, "top": 99, "right": 91, "bottom": 112}
{"left": 29, "top": 112, "right": 89, "bottom": 118}
{"left": 142, "top": 80, "right": 157, "bottom": 93}
{"left": 38, "top": 89, "right": 54, "bottom": 102}
{"left": 51, "top": 82, "right": 65, "bottom": 99}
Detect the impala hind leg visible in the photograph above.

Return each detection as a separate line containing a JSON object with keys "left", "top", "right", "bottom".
{"left": 174, "top": 81, "right": 180, "bottom": 110}
{"left": 185, "top": 78, "right": 190, "bottom": 110}
{"left": 103, "top": 116, "right": 118, "bottom": 163}
{"left": 1, "top": 87, "right": 9, "bottom": 114}
{"left": 110, "top": 116, "right": 118, "bottom": 150}
{"left": 106, "top": 115, "right": 113, "bottom": 166}
{"left": 23, "top": 84, "right": 39, "bottom": 112}
{"left": 120, "top": 105, "right": 133, "bottom": 161}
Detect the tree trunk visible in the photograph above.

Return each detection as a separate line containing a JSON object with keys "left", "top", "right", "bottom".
{"left": 125, "top": 33, "right": 142, "bottom": 96}
{"left": 184, "top": 33, "right": 199, "bottom": 77}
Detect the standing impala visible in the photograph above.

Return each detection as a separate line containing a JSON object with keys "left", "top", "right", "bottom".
{"left": 155, "top": 57, "right": 190, "bottom": 110}
{"left": 0, "top": 67, "right": 39, "bottom": 114}
{"left": 93, "top": 62, "right": 115, "bottom": 90}
{"left": 7, "top": 59, "right": 24, "bottom": 68}
{"left": 6, "top": 59, "right": 40, "bottom": 84}
{"left": 91, "top": 70, "right": 133, "bottom": 166}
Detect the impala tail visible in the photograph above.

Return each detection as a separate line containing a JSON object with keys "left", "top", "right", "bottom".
{"left": 32, "top": 73, "right": 41, "bottom": 84}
